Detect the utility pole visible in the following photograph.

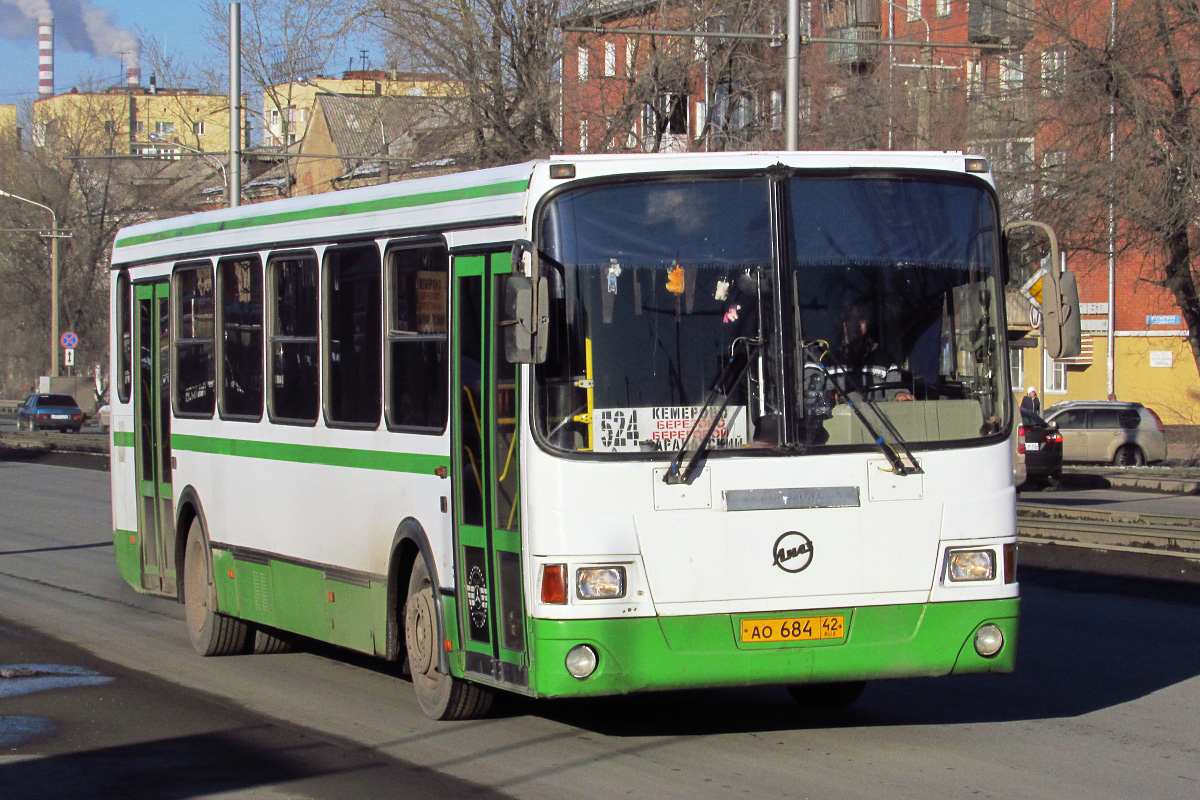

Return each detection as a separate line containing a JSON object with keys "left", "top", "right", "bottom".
{"left": 229, "top": 2, "right": 242, "bottom": 207}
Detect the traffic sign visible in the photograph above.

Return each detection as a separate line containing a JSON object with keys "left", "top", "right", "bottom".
{"left": 64, "top": 347, "right": 75, "bottom": 367}
{"left": 60, "top": 331, "right": 78, "bottom": 348}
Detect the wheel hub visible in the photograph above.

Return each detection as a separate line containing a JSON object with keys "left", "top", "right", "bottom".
{"left": 405, "top": 590, "right": 436, "bottom": 676}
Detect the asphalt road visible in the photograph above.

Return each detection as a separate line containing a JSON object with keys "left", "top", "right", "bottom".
{"left": 2, "top": 461, "right": 1200, "bottom": 799}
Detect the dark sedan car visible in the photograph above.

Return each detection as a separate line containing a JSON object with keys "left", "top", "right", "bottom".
{"left": 15, "top": 393, "right": 86, "bottom": 432}
{"left": 1017, "top": 408, "right": 1063, "bottom": 490}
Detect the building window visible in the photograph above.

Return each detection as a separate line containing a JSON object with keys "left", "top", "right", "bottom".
{"left": 643, "top": 93, "right": 688, "bottom": 140}
{"left": 104, "top": 120, "right": 116, "bottom": 135}
{"left": 577, "top": 46, "right": 589, "bottom": 82}
{"left": 627, "top": 39, "right": 637, "bottom": 78}
{"left": 1041, "top": 46, "right": 1067, "bottom": 95}
{"left": 907, "top": 1, "right": 920, "bottom": 22}
{"left": 770, "top": 89, "right": 783, "bottom": 131}
{"left": 134, "top": 121, "right": 144, "bottom": 134}
{"left": 936, "top": 0, "right": 950, "bottom": 17}
{"left": 174, "top": 262, "right": 215, "bottom": 417}
{"left": 1001, "top": 54, "right": 1025, "bottom": 94}
{"left": 154, "top": 121, "right": 175, "bottom": 135}
{"left": 217, "top": 255, "right": 264, "bottom": 420}
{"left": 386, "top": 243, "right": 449, "bottom": 432}
{"left": 579, "top": 118, "right": 589, "bottom": 152}
{"left": 1009, "top": 347, "right": 1024, "bottom": 394}
{"left": 967, "top": 59, "right": 981, "bottom": 97}
{"left": 1044, "top": 353, "right": 1067, "bottom": 393}
{"left": 193, "top": 121, "right": 206, "bottom": 135}
{"left": 604, "top": 41, "right": 616, "bottom": 77}
{"left": 324, "top": 244, "right": 382, "bottom": 427}
{"left": 268, "top": 252, "right": 319, "bottom": 424}
{"left": 800, "top": 1, "right": 812, "bottom": 36}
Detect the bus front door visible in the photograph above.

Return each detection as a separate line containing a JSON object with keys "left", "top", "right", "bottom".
{"left": 132, "top": 281, "right": 176, "bottom": 597}
{"left": 451, "top": 252, "right": 528, "bottom": 689}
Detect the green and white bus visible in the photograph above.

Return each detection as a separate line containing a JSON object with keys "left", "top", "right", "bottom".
{"left": 109, "top": 151, "right": 1078, "bottom": 719}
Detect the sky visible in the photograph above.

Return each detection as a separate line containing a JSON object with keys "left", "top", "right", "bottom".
{"left": 0, "top": 1, "right": 378, "bottom": 108}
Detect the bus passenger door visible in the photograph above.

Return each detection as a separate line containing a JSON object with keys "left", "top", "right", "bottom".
{"left": 451, "top": 251, "right": 528, "bottom": 689}
{"left": 133, "top": 281, "right": 176, "bottom": 596}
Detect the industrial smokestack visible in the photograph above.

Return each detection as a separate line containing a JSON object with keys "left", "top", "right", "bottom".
{"left": 38, "top": 16, "right": 54, "bottom": 98}
{"left": 125, "top": 53, "right": 141, "bottom": 88}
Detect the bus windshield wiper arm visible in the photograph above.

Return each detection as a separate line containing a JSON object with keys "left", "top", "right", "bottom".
{"left": 818, "top": 360, "right": 923, "bottom": 477}
{"left": 663, "top": 338, "right": 761, "bottom": 485}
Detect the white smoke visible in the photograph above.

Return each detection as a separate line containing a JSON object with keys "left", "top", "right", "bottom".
{"left": 1, "top": 1, "right": 140, "bottom": 59}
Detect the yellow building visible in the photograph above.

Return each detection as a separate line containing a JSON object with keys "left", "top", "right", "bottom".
{"left": 33, "top": 86, "right": 229, "bottom": 157}
{"left": 262, "top": 70, "right": 460, "bottom": 147}
{"left": 0, "top": 104, "right": 17, "bottom": 148}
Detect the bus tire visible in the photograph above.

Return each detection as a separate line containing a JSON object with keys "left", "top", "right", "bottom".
{"left": 404, "top": 557, "right": 493, "bottom": 720}
{"left": 787, "top": 680, "right": 867, "bottom": 709}
{"left": 251, "top": 626, "right": 294, "bottom": 655}
{"left": 183, "top": 518, "right": 250, "bottom": 656}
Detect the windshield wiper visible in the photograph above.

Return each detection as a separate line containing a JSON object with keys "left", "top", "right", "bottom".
{"left": 807, "top": 344, "right": 923, "bottom": 477}
{"left": 663, "top": 338, "right": 761, "bottom": 485}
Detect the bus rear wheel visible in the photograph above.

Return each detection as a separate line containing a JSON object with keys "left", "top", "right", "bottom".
{"left": 183, "top": 518, "right": 250, "bottom": 656}
{"left": 404, "top": 557, "right": 493, "bottom": 720}
{"left": 787, "top": 680, "right": 867, "bottom": 709}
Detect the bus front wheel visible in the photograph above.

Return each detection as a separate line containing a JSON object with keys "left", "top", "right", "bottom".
{"left": 183, "top": 518, "right": 250, "bottom": 656}
{"left": 404, "top": 557, "right": 493, "bottom": 720}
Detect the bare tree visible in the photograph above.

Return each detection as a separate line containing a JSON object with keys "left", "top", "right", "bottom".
{"left": 1011, "top": 0, "right": 1200, "bottom": 379}
{"left": 367, "top": 0, "right": 572, "bottom": 168}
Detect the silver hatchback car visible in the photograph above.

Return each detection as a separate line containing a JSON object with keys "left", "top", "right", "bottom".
{"left": 1042, "top": 401, "right": 1166, "bottom": 466}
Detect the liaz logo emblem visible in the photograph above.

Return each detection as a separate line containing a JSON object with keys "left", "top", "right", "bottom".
{"left": 773, "top": 531, "right": 813, "bottom": 573}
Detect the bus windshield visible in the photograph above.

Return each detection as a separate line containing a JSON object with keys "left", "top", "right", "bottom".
{"left": 535, "top": 172, "right": 1006, "bottom": 456}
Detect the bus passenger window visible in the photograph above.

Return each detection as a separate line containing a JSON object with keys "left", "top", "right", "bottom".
{"left": 218, "top": 255, "right": 263, "bottom": 420}
{"left": 268, "top": 253, "right": 319, "bottom": 424}
{"left": 386, "top": 243, "right": 449, "bottom": 432}
{"left": 325, "top": 244, "right": 382, "bottom": 427}
{"left": 174, "top": 262, "right": 215, "bottom": 417}
{"left": 116, "top": 270, "right": 132, "bottom": 403}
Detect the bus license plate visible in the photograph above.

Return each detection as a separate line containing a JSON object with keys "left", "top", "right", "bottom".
{"left": 740, "top": 615, "right": 844, "bottom": 643}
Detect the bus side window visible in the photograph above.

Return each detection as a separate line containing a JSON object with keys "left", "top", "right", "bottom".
{"left": 324, "top": 244, "right": 382, "bottom": 427}
{"left": 116, "top": 270, "right": 132, "bottom": 404}
{"left": 267, "top": 253, "right": 320, "bottom": 425}
{"left": 217, "top": 255, "right": 264, "bottom": 421}
{"left": 386, "top": 243, "right": 449, "bottom": 432}
{"left": 174, "top": 262, "right": 215, "bottom": 417}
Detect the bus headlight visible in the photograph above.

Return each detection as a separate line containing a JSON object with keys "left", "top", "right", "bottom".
{"left": 946, "top": 549, "right": 996, "bottom": 582}
{"left": 565, "top": 644, "right": 598, "bottom": 679}
{"left": 576, "top": 566, "right": 626, "bottom": 600}
{"left": 974, "top": 624, "right": 1004, "bottom": 658}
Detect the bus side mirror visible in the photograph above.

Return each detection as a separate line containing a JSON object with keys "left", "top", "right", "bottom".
{"left": 1004, "top": 220, "right": 1081, "bottom": 359}
{"left": 503, "top": 275, "right": 549, "bottom": 364}
{"left": 1043, "top": 268, "right": 1082, "bottom": 359}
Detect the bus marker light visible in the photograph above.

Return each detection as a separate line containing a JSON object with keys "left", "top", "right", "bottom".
{"left": 549, "top": 163, "right": 576, "bottom": 179}
{"left": 228, "top": 568, "right": 234, "bottom": 579}
{"left": 444, "top": 639, "right": 453, "bottom": 652}
{"left": 328, "top": 591, "right": 335, "bottom": 603}
{"left": 965, "top": 157, "right": 989, "bottom": 173}
{"left": 974, "top": 624, "right": 1004, "bottom": 658}
{"left": 1003, "top": 543, "right": 1017, "bottom": 584}
{"left": 565, "top": 644, "right": 598, "bottom": 679}
{"left": 541, "top": 564, "right": 567, "bottom": 604}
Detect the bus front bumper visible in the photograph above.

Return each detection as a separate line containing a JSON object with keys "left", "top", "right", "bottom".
{"left": 527, "top": 598, "right": 1018, "bottom": 698}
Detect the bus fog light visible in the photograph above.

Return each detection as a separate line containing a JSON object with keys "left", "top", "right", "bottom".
{"left": 974, "top": 624, "right": 1004, "bottom": 658}
{"left": 946, "top": 549, "right": 995, "bottom": 582}
{"left": 565, "top": 645, "right": 598, "bottom": 679}
{"left": 576, "top": 566, "right": 626, "bottom": 600}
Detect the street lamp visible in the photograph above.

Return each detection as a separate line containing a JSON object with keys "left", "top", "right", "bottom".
{"left": 0, "top": 189, "right": 60, "bottom": 378}
{"left": 148, "top": 133, "right": 229, "bottom": 206}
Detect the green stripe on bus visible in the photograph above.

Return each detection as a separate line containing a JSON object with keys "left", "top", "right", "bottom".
{"left": 114, "top": 178, "right": 530, "bottom": 249}
{"left": 112, "top": 430, "right": 135, "bottom": 448}
{"left": 171, "top": 433, "right": 446, "bottom": 474}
